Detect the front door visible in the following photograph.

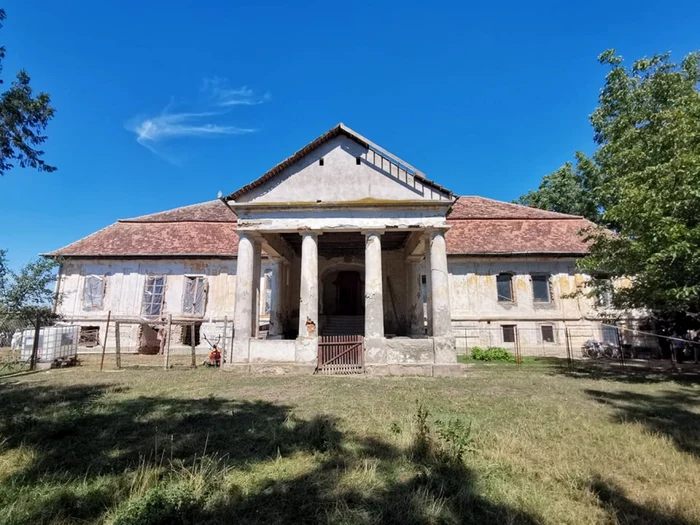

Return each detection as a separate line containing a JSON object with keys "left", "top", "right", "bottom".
{"left": 334, "top": 271, "right": 362, "bottom": 315}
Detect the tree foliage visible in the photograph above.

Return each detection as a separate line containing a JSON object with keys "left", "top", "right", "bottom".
{"left": 0, "top": 9, "right": 55, "bottom": 176}
{"left": 516, "top": 151, "right": 601, "bottom": 222}
{"left": 521, "top": 49, "right": 700, "bottom": 317}
{"left": 581, "top": 50, "right": 700, "bottom": 317}
{"left": 0, "top": 249, "right": 61, "bottom": 324}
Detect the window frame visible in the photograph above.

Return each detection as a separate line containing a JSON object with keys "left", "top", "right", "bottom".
{"left": 496, "top": 273, "right": 515, "bottom": 304}
{"left": 141, "top": 275, "right": 166, "bottom": 317}
{"left": 182, "top": 275, "right": 207, "bottom": 317}
{"left": 501, "top": 324, "right": 516, "bottom": 344}
{"left": 531, "top": 274, "right": 552, "bottom": 303}
{"left": 82, "top": 275, "right": 106, "bottom": 310}
{"left": 540, "top": 324, "right": 555, "bottom": 344}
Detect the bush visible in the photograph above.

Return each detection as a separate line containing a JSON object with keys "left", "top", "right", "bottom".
{"left": 470, "top": 347, "right": 515, "bottom": 362}
{"left": 109, "top": 483, "right": 198, "bottom": 525}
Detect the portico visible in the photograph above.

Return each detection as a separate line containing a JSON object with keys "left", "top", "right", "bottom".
{"left": 222, "top": 123, "right": 459, "bottom": 375}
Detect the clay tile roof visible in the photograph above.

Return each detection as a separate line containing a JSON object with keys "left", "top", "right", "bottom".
{"left": 46, "top": 200, "right": 239, "bottom": 258}
{"left": 448, "top": 196, "right": 583, "bottom": 220}
{"left": 446, "top": 197, "right": 594, "bottom": 255}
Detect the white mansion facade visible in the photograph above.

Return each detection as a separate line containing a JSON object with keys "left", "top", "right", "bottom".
{"left": 48, "top": 124, "right": 617, "bottom": 375}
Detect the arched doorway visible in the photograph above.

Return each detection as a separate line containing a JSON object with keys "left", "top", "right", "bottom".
{"left": 322, "top": 269, "right": 364, "bottom": 316}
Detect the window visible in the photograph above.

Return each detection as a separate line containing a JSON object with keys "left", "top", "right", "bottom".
{"left": 421, "top": 275, "right": 428, "bottom": 303}
{"left": 83, "top": 275, "right": 105, "bottom": 310}
{"left": 142, "top": 276, "right": 165, "bottom": 316}
{"left": 181, "top": 323, "right": 201, "bottom": 346}
{"left": 319, "top": 158, "right": 324, "bottom": 166}
{"left": 79, "top": 326, "right": 100, "bottom": 347}
{"left": 356, "top": 156, "right": 362, "bottom": 165}
{"left": 595, "top": 281, "right": 613, "bottom": 307}
{"left": 263, "top": 270, "right": 273, "bottom": 315}
{"left": 541, "top": 324, "right": 555, "bottom": 343}
{"left": 183, "top": 276, "right": 207, "bottom": 316}
{"left": 497, "top": 274, "right": 514, "bottom": 303}
{"left": 532, "top": 275, "right": 551, "bottom": 303}
{"left": 502, "top": 324, "right": 516, "bottom": 343}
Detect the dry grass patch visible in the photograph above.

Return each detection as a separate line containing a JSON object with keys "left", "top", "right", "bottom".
{"left": 0, "top": 362, "right": 699, "bottom": 523}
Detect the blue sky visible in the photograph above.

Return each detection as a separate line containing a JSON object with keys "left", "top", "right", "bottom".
{"left": 1, "top": 1, "right": 699, "bottom": 269}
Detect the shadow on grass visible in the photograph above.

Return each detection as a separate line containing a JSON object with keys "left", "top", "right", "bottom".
{"left": 548, "top": 359, "right": 700, "bottom": 385}
{"left": 0, "top": 378, "right": 538, "bottom": 524}
{"left": 585, "top": 388, "right": 700, "bottom": 458}
{"left": 588, "top": 475, "right": 694, "bottom": 525}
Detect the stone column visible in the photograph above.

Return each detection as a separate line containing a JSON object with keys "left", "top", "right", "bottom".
{"left": 364, "top": 230, "right": 386, "bottom": 364}
{"left": 364, "top": 231, "right": 384, "bottom": 338}
{"left": 251, "top": 239, "right": 262, "bottom": 337}
{"left": 296, "top": 232, "right": 319, "bottom": 366}
{"left": 406, "top": 257, "right": 425, "bottom": 335}
{"left": 231, "top": 233, "right": 255, "bottom": 363}
{"left": 298, "top": 232, "right": 319, "bottom": 337}
{"left": 428, "top": 229, "right": 456, "bottom": 364}
{"left": 268, "top": 258, "right": 284, "bottom": 338}
{"left": 424, "top": 232, "right": 433, "bottom": 336}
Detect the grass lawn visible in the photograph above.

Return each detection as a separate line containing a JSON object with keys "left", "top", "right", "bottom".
{"left": 1, "top": 362, "right": 700, "bottom": 524}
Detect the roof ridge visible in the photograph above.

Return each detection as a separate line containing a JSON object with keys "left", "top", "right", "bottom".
{"left": 119, "top": 199, "right": 236, "bottom": 223}
{"left": 42, "top": 221, "right": 119, "bottom": 257}
{"left": 452, "top": 195, "right": 585, "bottom": 220}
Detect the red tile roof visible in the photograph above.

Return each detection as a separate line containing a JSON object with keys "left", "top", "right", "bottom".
{"left": 448, "top": 196, "right": 583, "bottom": 220}
{"left": 46, "top": 201, "right": 240, "bottom": 258}
{"left": 47, "top": 196, "right": 594, "bottom": 258}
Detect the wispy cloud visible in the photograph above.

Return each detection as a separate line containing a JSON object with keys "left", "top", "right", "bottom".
{"left": 203, "top": 77, "right": 271, "bottom": 107}
{"left": 126, "top": 81, "right": 269, "bottom": 164}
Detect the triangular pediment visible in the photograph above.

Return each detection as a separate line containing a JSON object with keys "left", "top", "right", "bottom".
{"left": 225, "top": 124, "right": 453, "bottom": 205}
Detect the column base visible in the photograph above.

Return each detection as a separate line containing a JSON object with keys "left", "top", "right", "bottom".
{"left": 364, "top": 337, "right": 387, "bottom": 364}
{"left": 295, "top": 336, "right": 318, "bottom": 365}
{"left": 433, "top": 336, "right": 457, "bottom": 363}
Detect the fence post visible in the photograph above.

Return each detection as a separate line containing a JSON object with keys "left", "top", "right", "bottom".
{"left": 615, "top": 325, "right": 625, "bottom": 368}
{"left": 514, "top": 326, "right": 522, "bottom": 371}
{"left": 99, "top": 310, "right": 111, "bottom": 372}
{"left": 222, "top": 316, "right": 228, "bottom": 369}
{"left": 30, "top": 314, "right": 41, "bottom": 371}
{"left": 163, "top": 314, "right": 172, "bottom": 370}
{"left": 565, "top": 327, "right": 573, "bottom": 370}
{"left": 190, "top": 323, "right": 196, "bottom": 368}
{"left": 115, "top": 321, "right": 122, "bottom": 369}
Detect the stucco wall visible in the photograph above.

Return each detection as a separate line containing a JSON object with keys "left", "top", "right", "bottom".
{"left": 238, "top": 135, "right": 448, "bottom": 203}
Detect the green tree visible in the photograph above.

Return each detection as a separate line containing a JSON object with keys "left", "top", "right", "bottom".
{"left": 0, "top": 9, "right": 56, "bottom": 176}
{"left": 0, "top": 249, "right": 61, "bottom": 324}
{"left": 516, "top": 151, "right": 601, "bottom": 222}
{"left": 580, "top": 50, "right": 700, "bottom": 317}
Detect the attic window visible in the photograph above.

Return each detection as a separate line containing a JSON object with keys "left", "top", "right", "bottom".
{"left": 356, "top": 156, "right": 361, "bottom": 165}
{"left": 319, "top": 158, "right": 324, "bottom": 166}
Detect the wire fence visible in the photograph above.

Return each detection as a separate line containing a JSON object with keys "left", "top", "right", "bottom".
{"left": 454, "top": 323, "right": 700, "bottom": 371}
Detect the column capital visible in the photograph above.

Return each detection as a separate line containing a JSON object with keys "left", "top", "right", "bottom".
{"left": 361, "top": 229, "right": 385, "bottom": 237}
{"left": 298, "top": 230, "right": 322, "bottom": 238}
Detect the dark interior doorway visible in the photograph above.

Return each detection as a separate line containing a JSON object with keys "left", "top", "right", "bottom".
{"left": 334, "top": 271, "right": 363, "bottom": 315}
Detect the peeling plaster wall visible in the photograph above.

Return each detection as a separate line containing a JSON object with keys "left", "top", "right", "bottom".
{"left": 238, "top": 135, "right": 447, "bottom": 204}
{"left": 55, "top": 258, "right": 274, "bottom": 352}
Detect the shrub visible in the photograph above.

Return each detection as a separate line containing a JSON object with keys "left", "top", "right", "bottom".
{"left": 109, "top": 483, "right": 198, "bottom": 525}
{"left": 470, "top": 347, "right": 515, "bottom": 362}
{"left": 434, "top": 418, "right": 472, "bottom": 463}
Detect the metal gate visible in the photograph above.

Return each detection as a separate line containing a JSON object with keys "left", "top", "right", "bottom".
{"left": 317, "top": 335, "right": 364, "bottom": 375}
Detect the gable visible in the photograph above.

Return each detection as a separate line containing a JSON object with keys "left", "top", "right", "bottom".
{"left": 228, "top": 124, "right": 452, "bottom": 205}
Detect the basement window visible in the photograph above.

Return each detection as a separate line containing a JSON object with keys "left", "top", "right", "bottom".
{"left": 496, "top": 274, "right": 514, "bottom": 303}
{"left": 142, "top": 276, "right": 165, "bottom": 316}
{"left": 181, "top": 323, "right": 201, "bottom": 346}
{"left": 83, "top": 275, "right": 105, "bottom": 310}
{"left": 532, "top": 275, "right": 551, "bottom": 303}
{"left": 183, "top": 276, "right": 207, "bottom": 316}
{"left": 79, "top": 326, "right": 100, "bottom": 347}
{"left": 541, "top": 324, "right": 555, "bottom": 343}
{"left": 502, "top": 325, "right": 516, "bottom": 344}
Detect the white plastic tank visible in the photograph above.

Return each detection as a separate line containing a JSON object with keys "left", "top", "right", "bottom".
{"left": 21, "top": 325, "right": 80, "bottom": 364}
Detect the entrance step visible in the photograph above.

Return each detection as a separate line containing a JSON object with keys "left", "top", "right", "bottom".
{"left": 323, "top": 315, "right": 364, "bottom": 336}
